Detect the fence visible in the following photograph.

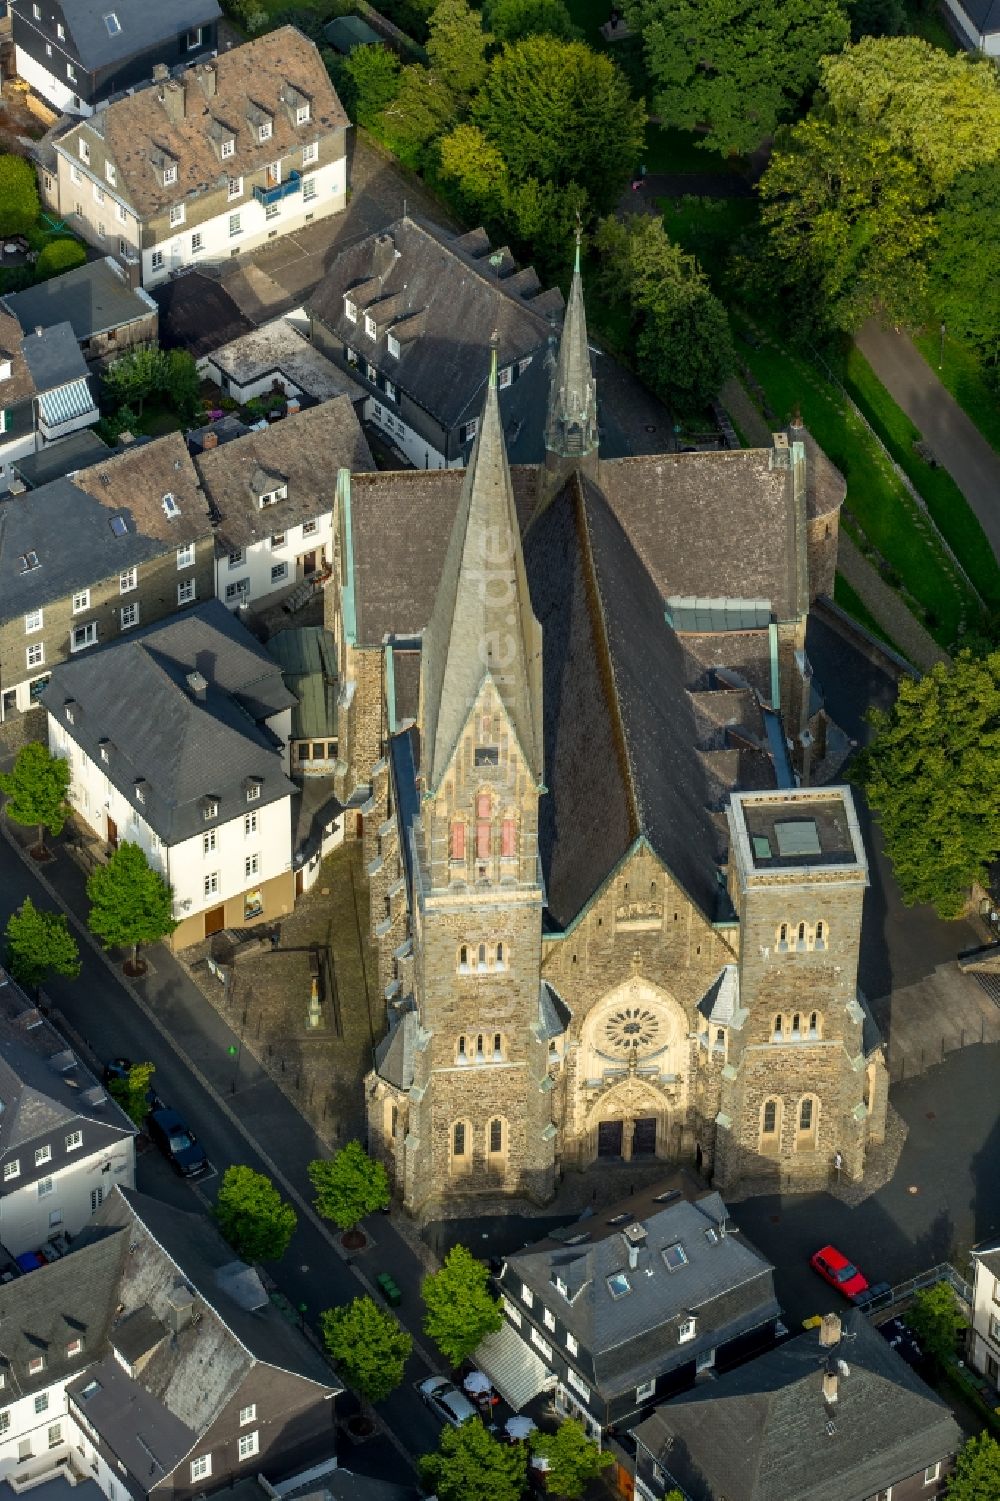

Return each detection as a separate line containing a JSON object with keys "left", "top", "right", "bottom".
{"left": 862, "top": 1261, "right": 972, "bottom": 1320}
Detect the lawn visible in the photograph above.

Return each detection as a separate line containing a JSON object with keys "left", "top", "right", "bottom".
{"left": 134, "top": 401, "right": 184, "bottom": 438}
{"left": 660, "top": 194, "right": 758, "bottom": 281}
{"left": 912, "top": 329, "right": 1000, "bottom": 458}
{"left": 733, "top": 313, "right": 977, "bottom": 649}
{"left": 833, "top": 573, "right": 904, "bottom": 657}
{"left": 840, "top": 343, "right": 1000, "bottom": 610}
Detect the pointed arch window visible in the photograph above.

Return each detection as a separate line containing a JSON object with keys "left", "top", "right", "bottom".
{"left": 815, "top": 919, "right": 826, "bottom": 949}
{"left": 796, "top": 921, "right": 807, "bottom": 950}
{"left": 773, "top": 1014, "right": 783, "bottom": 1040}
{"left": 450, "top": 821, "right": 466, "bottom": 861}
{"left": 809, "top": 1011, "right": 820, "bottom": 1037}
{"left": 452, "top": 1122, "right": 467, "bottom": 1156}
{"left": 791, "top": 1012, "right": 801, "bottom": 1038}
{"left": 501, "top": 818, "right": 516, "bottom": 859}
{"left": 762, "top": 1100, "right": 777, "bottom": 1135}
{"left": 489, "top": 1118, "right": 505, "bottom": 1154}
{"left": 458, "top": 944, "right": 469, "bottom": 972}
{"left": 495, "top": 940, "right": 506, "bottom": 969}
{"left": 476, "top": 792, "right": 491, "bottom": 859}
{"left": 477, "top": 943, "right": 487, "bottom": 970}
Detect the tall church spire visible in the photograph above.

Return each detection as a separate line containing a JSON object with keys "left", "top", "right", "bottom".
{"left": 419, "top": 344, "right": 544, "bottom": 793}
{"left": 544, "top": 228, "right": 599, "bottom": 462}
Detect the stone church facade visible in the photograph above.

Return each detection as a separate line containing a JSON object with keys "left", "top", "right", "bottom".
{"left": 323, "top": 238, "right": 887, "bottom": 1218}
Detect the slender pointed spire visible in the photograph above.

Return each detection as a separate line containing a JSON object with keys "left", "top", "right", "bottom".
{"left": 419, "top": 342, "right": 543, "bottom": 793}
{"left": 545, "top": 227, "right": 599, "bottom": 462}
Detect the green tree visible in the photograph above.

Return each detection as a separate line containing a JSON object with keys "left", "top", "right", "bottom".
{"left": 847, "top": 0, "right": 906, "bottom": 40}
{"left": 215, "top": 1165, "right": 298, "bottom": 1264}
{"left": 419, "top": 1418, "right": 527, "bottom": 1501}
{"left": 86, "top": 840, "right": 177, "bottom": 972}
{"left": 906, "top": 1282, "right": 966, "bottom": 1369}
{"left": 103, "top": 346, "right": 168, "bottom": 415}
{"left": 380, "top": 65, "right": 458, "bottom": 168}
{"left": 339, "top": 44, "right": 401, "bottom": 129}
{"left": 427, "top": 0, "right": 491, "bottom": 99}
{"left": 625, "top": 0, "right": 849, "bottom": 156}
{"left": 930, "top": 162, "right": 1000, "bottom": 368}
{"left": 0, "top": 155, "right": 40, "bottom": 238}
{"left": 484, "top": 0, "right": 579, "bottom": 42}
{"left": 530, "top": 1419, "right": 613, "bottom": 1499}
{"left": 107, "top": 1061, "right": 156, "bottom": 1127}
{"left": 161, "top": 348, "right": 202, "bottom": 425}
{"left": 853, "top": 651, "right": 1000, "bottom": 918}
{"left": 308, "top": 1140, "right": 390, "bottom": 1238}
{"left": 437, "top": 124, "right": 509, "bottom": 217}
{"left": 473, "top": 36, "right": 645, "bottom": 212}
{"left": 422, "top": 1244, "right": 502, "bottom": 1367}
{"left": 505, "top": 177, "right": 589, "bottom": 280}
{"left": 0, "top": 742, "right": 72, "bottom": 857}
{"left": 320, "top": 1296, "right": 411, "bottom": 1407}
{"left": 947, "top": 1433, "right": 1000, "bottom": 1499}
{"left": 4, "top": 897, "right": 80, "bottom": 990}
{"left": 35, "top": 238, "right": 86, "bottom": 280}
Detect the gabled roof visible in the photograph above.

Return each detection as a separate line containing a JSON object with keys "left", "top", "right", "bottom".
{"left": 308, "top": 218, "right": 562, "bottom": 434}
{"left": 951, "top": 0, "right": 1000, "bottom": 31}
{"left": 0, "top": 308, "right": 37, "bottom": 406}
{"left": 15, "top": 0, "right": 221, "bottom": 72}
{"left": 634, "top": 1309, "right": 963, "bottom": 1501}
{"left": 41, "top": 601, "right": 296, "bottom": 845}
{"left": 3, "top": 258, "right": 155, "bottom": 344}
{"left": 504, "top": 1194, "right": 777, "bottom": 1397}
{"left": 20, "top": 322, "right": 89, "bottom": 392}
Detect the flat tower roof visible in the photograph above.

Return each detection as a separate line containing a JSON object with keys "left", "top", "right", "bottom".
{"left": 729, "top": 787, "right": 867, "bottom": 879}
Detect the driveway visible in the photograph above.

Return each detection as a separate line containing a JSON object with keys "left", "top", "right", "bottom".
{"left": 856, "top": 320, "right": 1000, "bottom": 563}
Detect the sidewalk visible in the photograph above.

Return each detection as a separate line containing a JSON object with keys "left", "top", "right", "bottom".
{"left": 856, "top": 320, "right": 1000, "bottom": 562}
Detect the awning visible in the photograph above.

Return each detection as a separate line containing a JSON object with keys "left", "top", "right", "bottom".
{"left": 39, "top": 379, "right": 95, "bottom": 427}
{"left": 475, "top": 1321, "right": 552, "bottom": 1411}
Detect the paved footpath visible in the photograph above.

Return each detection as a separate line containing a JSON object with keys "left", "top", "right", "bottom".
{"left": 856, "top": 320, "right": 1000, "bottom": 563}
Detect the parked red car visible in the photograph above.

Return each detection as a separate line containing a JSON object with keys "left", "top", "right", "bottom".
{"left": 810, "top": 1244, "right": 870, "bottom": 1301}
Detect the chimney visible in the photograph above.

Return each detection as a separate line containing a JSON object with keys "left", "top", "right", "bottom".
{"left": 152, "top": 62, "right": 169, "bottom": 83}
{"left": 819, "top": 1313, "right": 841, "bottom": 1348}
{"left": 822, "top": 1370, "right": 838, "bottom": 1404}
{"left": 186, "top": 671, "right": 208, "bottom": 701}
{"left": 200, "top": 62, "right": 217, "bottom": 97}
{"left": 201, "top": 429, "right": 219, "bottom": 450}
{"left": 160, "top": 79, "right": 186, "bottom": 125}
{"left": 165, "top": 1284, "right": 196, "bottom": 1333}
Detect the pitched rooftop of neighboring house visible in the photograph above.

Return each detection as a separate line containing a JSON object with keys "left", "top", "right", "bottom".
{"left": 13, "top": 0, "right": 221, "bottom": 72}
{"left": 2, "top": 258, "right": 157, "bottom": 344}
{"left": 62, "top": 27, "right": 348, "bottom": 219}
{"left": 633, "top": 1308, "right": 963, "bottom": 1501}
{"left": 12, "top": 429, "right": 113, "bottom": 489}
{"left": 308, "top": 217, "right": 564, "bottom": 436}
{"left": 42, "top": 600, "right": 296, "bottom": 844}
{"left": 0, "top": 967, "right": 135, "bottom": 1155}
{"left": 195, "top": 396, "right": 374, "bottom": 554}
{"left": 266, "top": 627, "right": 337, "bottom": 742}
{"left": 0, "top": 431, "right": 211, "bottom": 617}
{"left": 20, "top": 322, "right": 89, "bottom": 394}
{"left": 503, "top": 1192, "right": 778, "bottom": 1396}
{"left": 950, "top": 0, "right": 1000, "bottom": 32}
{"left": 207, "top": 317, "right": 368, "bottom": 404}
{"left": 0, "top": 308, "right": 37, "bottom": 407}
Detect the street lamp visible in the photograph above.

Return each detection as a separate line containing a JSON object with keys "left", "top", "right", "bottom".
{"left": 939, "top": 321, "right": 946, "bottom": 370}
{"left": 227, "top": 1041, "right": 241, "bottom": 1094}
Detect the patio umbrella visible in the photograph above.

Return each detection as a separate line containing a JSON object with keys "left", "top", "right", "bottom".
{"left": 505, "top": 1416, "right": 536, "bottom": 1440}
{"left": 464, "top": 1371, "right": 492, "bottom": 1396}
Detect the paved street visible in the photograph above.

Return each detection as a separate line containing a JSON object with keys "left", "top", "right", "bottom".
{"left": 856, "top": 320, "right": 1000, "bottom": 563}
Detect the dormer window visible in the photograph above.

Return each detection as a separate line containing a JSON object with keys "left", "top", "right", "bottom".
{"left": 258, "top": 120, "right": 272, "bottom": 143}
{"left": 221, "top": 138, "right": 235, "bottom": 159}
{"left": 163, "top": 164, "right": 177, "bottom": 187}
{"left": 678, "top": 1317, "right": 696, "bottom": 1343}
{"left": 387, "top": 333, "right": 400, "bottom": 359}
{"left": 364, "top": 314, "right": 377, "bottom": 339}
{"left": 245, "top": 782, "right": 261, "bottom": 803}
{"left": 344, "top": 297, "right": 357, "bottom": 323}
{"left": 296, "top": 104, "right": 310, "bottom": 125}
{"left": 79, "top": 139, "right": 90, "bottom": 164}
{"left": 202, "top": 798, "right": 219, "bottom": 821}
{"left": 105, "top": 161, "right": 116, "bottom": 186}
{"left": 258, "top": 484, "right": 287, "bottom": 507}
{"left": 0, "top": 360, "right": 10, "bottom": 381}
{"left": 19, "top": 551, "right": 40, "bottom": 573}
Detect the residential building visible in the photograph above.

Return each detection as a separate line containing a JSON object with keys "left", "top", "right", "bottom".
{"left": 968, "top": 1241, "right": 1000, "bottom": 1389}
{"left": 633, "top": 1310, "right": 963, "bottom": 1501}
{"left": 307, "top": 217, "right": 566, "bottom": 470}
{"left": 11, "top": 0, "right": 219, "bottom": 115}
{"left": 337, "top": 245, "right": 886, "bottom": 1217}
{"left": 201, "top": 314, "right": 367, "bottom": 407}
{"left": 12, "top": 430, "right": 115, "bottom": 490}
{"left": 2, "top": 257, "right": 158, "bottom": 363}
{"left": 43, "top": 600, "right": 298, "bottom": 948}
{"left": 487, "top": 1189, "right": 779, "bottom": 1435}
{"left": 195, "top": 397, "right": 374, "bottom": 611}
{"left": 0, "top": 966, "right": 136, "bottom": 1256}
{"left": 941, "top": 0, "right": 1000, "bottom": 53}
{"left": 0, "top": 432, "right": 212, "bottom": 725}
{"left": 43, "top": 28, "right": 349, "bottom": 287}
{"left": 267, "top": 628, "right": 338, "bottom": 776}
{"left": 0, "top": 313, "right": 99, "bottom": 495}
{"left": 0, "top": 1184, "right": 339, "bottom": 1496}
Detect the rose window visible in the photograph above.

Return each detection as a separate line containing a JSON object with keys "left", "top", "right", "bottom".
{"left": 603, "top": 1006, "right": 662, "bottom": 1058}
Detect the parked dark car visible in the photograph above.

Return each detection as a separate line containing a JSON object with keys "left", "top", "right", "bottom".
{"left": 146, "top": 1107, "right": 209, "bottom": 1178}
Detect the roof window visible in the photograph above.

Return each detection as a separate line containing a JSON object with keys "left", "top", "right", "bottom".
{"left": 104, "top": 12, "right": 120, "bottom": 33}
{"left": 162, "top": 492, "right": 180, "bottom": 518}
{"left": 662, "top": 1242, "right": 688, "bottom": 1272}
{"left": 19, "top": 551, "right": 40, "bottom": 573}
{"left": 109, "top": 514, "right": 128, "bottom": 537}
{"left": 607, "top": 1272, "right": 631, "bottom": 1299}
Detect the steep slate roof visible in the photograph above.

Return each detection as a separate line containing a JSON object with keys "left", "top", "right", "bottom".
{"left": 28, "top": 0, "right": 221, "bottom": 71}
{"left": 0, "top": 969, "right": 135, "bottom": 1155}
{"left": 974, "top": 1242, "right": 1000, "bottom": 1281}
{"left": 0, "top": 308, "right": 37, "bottom": 406}
{"left": 65, "top": 28, "right": 347, "bottom": 219}
{"left": 20, "top": 322, "right": 88, "bottom": 392}
{"left": 634, "top": 1309, "right": 963, "bottom": 1501}
{"left": 418, "top": 362, "right": 544, "bottom": 791}
{"left": 196, "top": 397, "right": 374, "bottom": 554}
{"left": 13, "top": 429, "right": 112, "bottom": 488}
{"left": 525, "top": 474, "right": 727, "bottom": 929}
{"left": 952, "top": 0, "right": 1000, "bottom": 31}
{"left": 0, "top": 430, "right": 210, "bottom": 618}
{"left": 505, "top": 1193, "right": 778, "bottom": 1397}
{"left": 3, "top": 258, "right": 155, "bottom": 344}
{"left": 308, "top": 218, "right": 562, "bottom": 433}
{"left": 596, "top": 448, "right": 806, "bottom": 622}
{"left": 41, "top": 601, "right": 296, "bottom": 844}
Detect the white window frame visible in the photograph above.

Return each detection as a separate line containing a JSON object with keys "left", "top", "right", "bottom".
{"left": 177, "top": 578, "right": 196, "bottom": 605}
{"left": 566, "top": 1331, "right": 578, "bottom": 1355}
{"left": 302, "top": 140, "right": 318, "bottom": 165}
{"left": 244, "top": 853, "right": 260, "bottom": 878}
{"left": 239, "top": 1405, "right": 256, "bottom": 1426}
{"left": 37, "top": 1176, "right": 54, "bottom": 1198}
{"left": 34, "top": 1145, "right": 52, "bottom": 1166}
{"left": 120, "top": 567, "right": 137, "bottom": 595}
{"left": 229, "top": 213, "right": 241, "bottom": 238}
{"left": 302, "top": 175, "right": 317, "bottom": 203}
{"left": 71, "top": 622, "right": 98, "bottom": 652}
{"left": 203, "top": 831, "right": 217, "bottom": 855}
{"left": 295, "top": 105, "right": 310, "bottom": 125}
{"left": 163, "top": 165, "right": 178, "bottom": 187}
{"left": 258, "top": 121, "right": 272, "bottom": 142}
{"left": 923, "top": 1464, "right": 941, "bottom": 1486}
{"left": 387, "top": 333, "right": 400, "bottom": 359}
{"left": 65, "top": 1130, "right": 83, "bottom": 1153}
{"left": 105, "top": 161, "right": 116, "bottom": 186}
{"left": 636, "top": 1379, "right": 655, "bottom": 1401}
{"left": 72, "top": 588, "right": 90, "bottom": 614}
{"left": 221, "top": 139, "right": 235, "bottom": 160}
{"left": 176, "top": 543, "right": 195, "bottom": 569}
{"left": 151, "top": 250, "right": 164, "bottom": 271}
{"left": 244, "top": 812, "right": 257, "bottom": 835}
{"left": 169, "top": 203, "right": 185, "bottom": 227}
{"left": 78, "top": 138, "right": 89, "bottom": 164}
{"left": 191, "top": 231, "right": 204, "bottom": 254}
{"left": 565, "top": 1367, "right": 589, "bottom": 1401}
{"left": 542, "top": 1307, "right": 555, "bottom": 1331}
{"left": 3, "top": 1161, "right": 19, "bottom": 1181}
{"left": 678, "top": 1318, "right": 696, "bottom": 1343}
{"left": 228, "top": 176, "right": 243, "bottom": 200}
{"left": 26, "top": 643, "right": 44, "bottom": 670}
{"left": 238, "top": 1431, "right": 259, "bottom": 1462}
{"left": 530, "top": 1328, "right": 552, "bottom": 1361}
{"left": 119, "top": 598, "right": 139, "bottom": 628}
{"left": 190, "top": 1456, "right": 211, "bottom": 1483}
{"left": 204, "top": 872, "right": 220, "bottom": 897}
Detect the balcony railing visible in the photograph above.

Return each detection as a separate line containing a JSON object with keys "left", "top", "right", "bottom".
{"left": 253, "top": 171, "right": 301, "bottom": 206}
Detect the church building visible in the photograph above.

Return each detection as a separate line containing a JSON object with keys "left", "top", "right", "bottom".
{"left": 324, "top": 239, "right": 888, "bottom": 1217}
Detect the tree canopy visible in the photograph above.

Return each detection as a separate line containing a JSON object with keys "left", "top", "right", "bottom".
{"left": 320, "top": 1297, "right": 411, "bottom": 1405}
{"left": 422, "top": 1244, "right": 503, "bottom": 1366}
{"left": 0, "top": 742, "right": 72, "bottom": 855}
{"left": 336, "top": 44, "right": 401, "bottom": 129}
{"left": 427, "top": 0, "right": 491, "bottom": 99}
{"left": 419, "top": 1418, "right": 526, "bottom": 1501}
{"left": 308, "top": 1140, "right": 390, "bottom": 1232}
{"left": 36, "top": 238, "right": 87, "bottom": 280}
{"left": 4, "top": 898, "right": 80, "bottom": 990}
{"left": 484, "top": 0, "right": 579, "bottom": 41}
{"left": 853, "top": 651, "right": 1000, "bottom": 918}
{"left": 947, "top": 1433, "right": 1000, "bottom": 1500}
{"left": 930, "top": 162, "right": 1000, "bottom": 367}
{"left": 0, "top": 155, "right": 40, "bottom": 238}
{"left": 530, "top": 1419, "right": 614, "bottom": 1498}
{"left": 108, "top": 1062, "right": 155, "bottom": 1128}
{"left": 625, "top": 0, "right": 850, "bottom": 156}
{"left": 86, "top": 841, "right": 177, "bottom": 968}
{"left": 905, "top": 1283, "right": 966, "bottom": 1368}
{"left": 215, "top": 1165, "right": 298, "bottom": 1264}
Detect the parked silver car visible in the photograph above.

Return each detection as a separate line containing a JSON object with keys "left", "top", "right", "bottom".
{"left": 416, "top": 1376, "right": 477, "bottom": 1428}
